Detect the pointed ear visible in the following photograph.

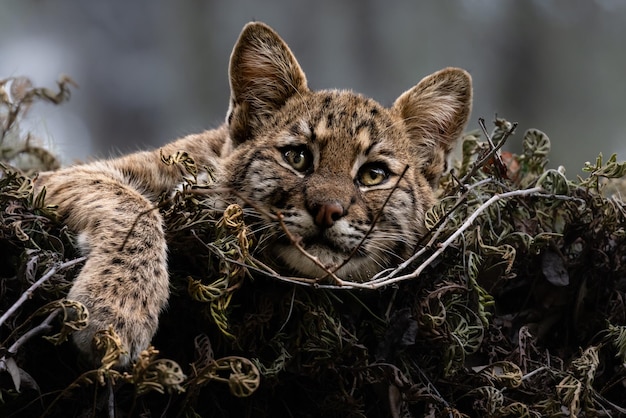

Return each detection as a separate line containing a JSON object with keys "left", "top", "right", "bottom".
{"left": 227, "top": 22, "right": 308, "bottom": 144}
{"left": 393, "top": 67, "right": 472, "bottom": 185}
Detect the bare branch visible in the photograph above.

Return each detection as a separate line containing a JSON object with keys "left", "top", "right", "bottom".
{"left": 373, "top": 177, "right": 496, "bottom": 282}
{"left": 293, "top": 186, "right": 544, "bottom": 290}
{"left": 360, "top": 186, "right": 544, "bottom": 289}
{"left": 0, "top": 310, "right": 60, "bottom": 376}
{"left": 0, "top": 257, "right": 85, "bottom": 329}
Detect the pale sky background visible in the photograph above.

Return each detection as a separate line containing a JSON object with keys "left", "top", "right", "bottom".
{"left": 1, "top": 0, "right": 625, "bottom": 172}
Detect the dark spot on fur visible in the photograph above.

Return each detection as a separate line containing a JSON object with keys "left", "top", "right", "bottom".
{"left": 354, "top": 120, "right": 372, "bottom": 136}
{"left": 269, "top": 188, "right": 290, "bottom": 209}
{"left": 289, "top": 123, "right": 301, "bottom": 136}
{"left": 116, "top": 317, "right": 126, "bottom": 329}
{"left": 112, "top": 257, "right": 124, "bottom": 265}
{"left": 377, "top": 149, "right": 396, "bottom": 157}
{"left": 364, "top": 139, "right": 380, "bottom": 156}
{"left": 228, "top": 150, "right": 264, "bottom": 191}
{"left": 326, "top": 113, "right": 335, "bottom": 128}
{"left": 96, "top": 306, "right": 112, "bottom": 317}
{"left": 309, "top": 126, "right": 317, "bottom": 143}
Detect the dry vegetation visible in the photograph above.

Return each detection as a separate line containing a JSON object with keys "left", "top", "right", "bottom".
{"left": 1, "top": 77, "right": 625, "bottom": 417}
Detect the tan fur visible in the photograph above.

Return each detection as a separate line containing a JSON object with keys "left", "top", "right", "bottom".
{"left": 34, "top": 22, "right": 472, "bottom": 366}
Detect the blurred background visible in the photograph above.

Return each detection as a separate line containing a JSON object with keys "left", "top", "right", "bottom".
{"left": 1, "top": 0, "right": 625, "bottom": 171}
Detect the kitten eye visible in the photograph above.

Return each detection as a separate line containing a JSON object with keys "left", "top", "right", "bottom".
{"left": 282, "top": 146, "right": 313, "bottom": 172}
{"left": 358, "top": 163, "right": 390, "bottom": 186}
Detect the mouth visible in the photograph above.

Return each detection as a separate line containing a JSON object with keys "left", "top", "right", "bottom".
{"left": 279, "top": 229, "right": 356, "bottom": 257}
{"left": 268, "top": 240, "right": 376, "bottom": 282}
{"left": 264, "top": 227, "right": 373, "bottom": 280}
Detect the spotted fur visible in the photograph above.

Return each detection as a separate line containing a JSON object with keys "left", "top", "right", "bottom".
{"left": 34, "top": 22, "right": 472, "bottom": 366}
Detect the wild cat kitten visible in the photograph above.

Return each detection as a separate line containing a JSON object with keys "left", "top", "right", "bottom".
{"left": 34, "top": 22, "right": 472, "bottom": 366}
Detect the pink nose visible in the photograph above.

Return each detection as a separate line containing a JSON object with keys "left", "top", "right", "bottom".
{"left": 314, "top": 202, "right": 344, "bottom": 228}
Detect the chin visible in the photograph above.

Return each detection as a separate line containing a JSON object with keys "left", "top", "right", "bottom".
{"left": 270, "top": 244, "right": 380, "bottom": 283}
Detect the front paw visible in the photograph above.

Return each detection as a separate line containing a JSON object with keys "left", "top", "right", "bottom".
{"left": 67, "top": 259, "right": 169, "bottom": 368}
{"left": 71, "top": 305, "right": 158, "bottom": 368}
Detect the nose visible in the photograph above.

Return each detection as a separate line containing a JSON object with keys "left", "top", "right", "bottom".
{"left": 313, "top": 202, "right": 345, "bottom": 228}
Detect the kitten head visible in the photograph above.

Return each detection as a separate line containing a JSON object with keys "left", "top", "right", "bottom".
{"left": 223, "top": 22, "right": 472, "bottom": 282}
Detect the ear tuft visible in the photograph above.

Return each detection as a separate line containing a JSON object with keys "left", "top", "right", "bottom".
{"left": 393, "top": 67, "right": 472, "bottom": 184}
{"left": 228, "top": 22, "right": 308, "bottom": 144}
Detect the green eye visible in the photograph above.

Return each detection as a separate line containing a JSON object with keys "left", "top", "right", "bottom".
{"left": 283, "top": 146, "right": 312, "bottom": 172}
{"left": 358, "top": 163, "right": 389, "bottom": 186}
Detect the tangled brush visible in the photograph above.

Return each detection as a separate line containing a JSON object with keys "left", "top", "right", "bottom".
{"left": 1, "top": 77, "right": 625, "bottom": 417}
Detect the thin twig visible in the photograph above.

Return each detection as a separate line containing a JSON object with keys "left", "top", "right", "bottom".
{"left": 360, "top": 186, "right": 543, "bottom": 289}
{"left": 275, "top": 212, "right": 343, "bottom": 285}
{"left": 331, "top": 165, "right": 410, "bottom": 276}
{"left": 194, "top": 186, "right": 340, "bottom": 284}
{"left": 370, "top": 177, "right": 494, "bottom": 283}
{"left": 0, "top": 257, "right": 85, "bottom": 328}
{"left": 6, "top": 310, "right": 59, "bottom": 355}
{"left": 191, "top": 169, "right": 541, "bottom": 290}
{"left": 0, "top": 309, "right": 60, "bottom": 376}
{"left": 479, "top": 118, "right": 504, "bottom": 182}
{"left": 276, "top": 287, "right": 296, "bottom": 334}
{"left": 307, "top": 186, "right": 544, "bottom": 290}
{"left": 204, "top": 248, "right": 321, "bottom": 287}
{"left": 521, "top": 366, "right": 548, "bottom": 381}
{"left": 460, "top": 120, "right": 517, "bottom": 184}
{"left": 120, "top": 200, "right": 170, "bottom": 251}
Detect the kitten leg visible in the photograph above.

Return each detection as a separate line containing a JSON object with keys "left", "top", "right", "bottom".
{"left": 36, "top": 167, "right": 169, "bottom": 367}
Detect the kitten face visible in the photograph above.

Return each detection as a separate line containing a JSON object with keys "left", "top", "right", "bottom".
{"left": 225, "top": 91, "right": 433, "bottom": 281}
{"left": 223, "top": 22, "right": 472, "bottom": 281}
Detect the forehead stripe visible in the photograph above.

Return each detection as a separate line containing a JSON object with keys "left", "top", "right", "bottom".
{"left": 363, "top": 138, "right": 380, "bottom": 156}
